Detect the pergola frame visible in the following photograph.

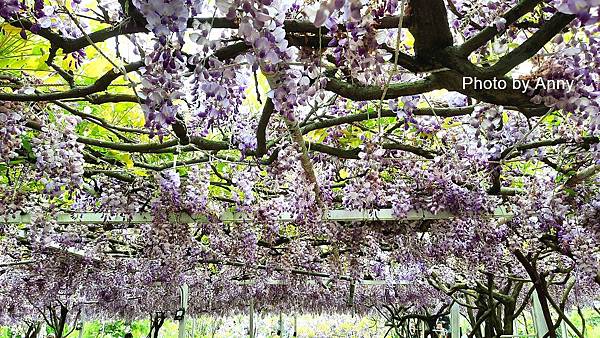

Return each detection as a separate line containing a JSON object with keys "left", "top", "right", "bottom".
{"left": 0, "top": 207, "right": 570, "bottom": 338}
{"left": 0, "top": 207, "right": 513, "bottom": 282}
{"left": 0, "top": 207, "right": 518, "bottom": 337}
{"left": 0, "top": 207, "right": 512, "bottom": 225}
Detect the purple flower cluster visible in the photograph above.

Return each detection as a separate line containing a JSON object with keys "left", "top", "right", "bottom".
{"left": 3, "top": 0, "right": 600, "bottom": 328}
{"left": 390, "top": 96, "right": 420, "bottom": 130}
{"left": 189, "top": 56, "right": 248, "bottom": 142}
{"left": 157, "top": 169, "right": 182, "bottom": 209}
{"left": 0, "top": 101, "right": 24, "bottom": 163}
{"left": 267, "top": 143, "right": 322, "bottom": 223}
{"left": 3, "top": 0, "right": 86, "bottom": 48}
{"left": 133, "top": 0, "right": 196, "bottom": 135}
{"left": 133, "top": 0, "right": 191, "bottom": 43}
{"left": 0, "top": 0, "right": 22, "bottom": 19}
{"left": 150, "top": 166, "right": 218, "bottom": 217}
{"left": 529, "top": 54, "right": 599, "bottom": 118}
{"left": 140, "top": 46, "right": 185, "bottom": 136}
{"left": 232, "top": 166, "right": 259, "bottom": 207}
{"left": 232, "top": 106, "right": 258, "bottom": 153}
{"left": 555, "top": 0, "right": 599, "bottom": 24}
{"left": 183, "top": 165, "right": 211, "bottom": 214}
{"left": 342, "top": 171, "right": 387, "bottom": 210}
{"left": 450, "top": 0, "right": 514, "bottom": 38}
{"left": 97, "top": 184, "right": 138, "bottom": 217}
{"left": 269, "top": 65, "right": 326, "bottom": 121}
{"left": 325, "top": 11, "right": 387, "bottom": 83}
{"left": 228, "top": 0, "right": 326, "bottom": 120}
{"left": 312, "top": 0, "right": 358, "bottom": 27}
{"left": 468, "top": 104, "right": 532, "bottom": 162}
{"left": 32, "top": 115, "right": 85, "bottom": 195}
{"left": 341, "top": 140, "right": 388, "bottom": 210}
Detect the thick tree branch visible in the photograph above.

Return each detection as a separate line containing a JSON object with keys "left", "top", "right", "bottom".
{"left": 564, "top": 164, "right": 600, "bottom": 188}
{"left": 486, "top": 12, "right": 575, "bottom": 76}
{"left": 301, "top": 106, "right": 475, "bottom": 134}
{"left": 513, "top": 250, "right": 558, "bottom": 338}
{"left": 406, "top": 0, "right": 454, "bottom": 57}
{"left": 431, "top": 69, "right": 542, "bottom": 109}
{"left": 308, "top": 142, "right": 436, "bottom": 159}
{"left": 172, "top": 113, "right": 190, "bottom": 145}
{"left": 459, "top": 0, "right": 545, "bottom": 55}
{"left": 285, "top": 118, "right": 325, "bottom": 209}
{"left": 26, "top": 120, "right": 228, "bottom": 153}
{"left": 256, "top": 98, "right": 274, "bottom": 158}
{"left": 324, "top": 77, "right": 440, "bottom": 101}
{"left": 501, "top": 136, "right": 599, "bottom": 159}
{"left": 380, "top": 45, "right": 437, "bottom": 73}
{"left": 86, "top": 93, "right": 139, "bottom": 104}
{"left": 0, "top": 61, "right": 143, "bottom": 102}
{"left": 11, "top": 15, "right": 408, "bottom": 56}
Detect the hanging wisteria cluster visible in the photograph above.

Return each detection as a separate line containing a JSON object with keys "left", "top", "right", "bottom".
{"left": 0, "top": 0, "right": 600, "bottom": 337}
{"left": 555, "top": 0, "right": 600, "bottom": 22}
{"left": 0, "top": 101, "right": 24, "bottom": 162}
{"left": 32, "top": 115, "right": 86, "bottom": 195}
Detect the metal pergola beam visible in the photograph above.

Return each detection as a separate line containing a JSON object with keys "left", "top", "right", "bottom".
{"left": 0, "top": 208, "right": 512, "bottom": 289}
{"left": 236, "top": 278, "right": 410, "bottom": 286}
{"left": 0, "top": 207, "right": 512, "bottom": 225}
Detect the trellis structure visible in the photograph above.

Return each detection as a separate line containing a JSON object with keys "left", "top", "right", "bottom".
{"left": 0, "top": 207, "right": 513, "bottom": 225}
{"left": 3, "top": 206, "right": 551, "bottom": 338}
{"left": 0, "top": 207, "right": 512, "bottom": 279}
{"left": 170, "top": 286, "right": 556, "bottom": 338}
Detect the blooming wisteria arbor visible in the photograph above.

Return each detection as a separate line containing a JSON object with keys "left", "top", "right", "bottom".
{"left": 0, "top": 0, "right": 599, "bottom": 336}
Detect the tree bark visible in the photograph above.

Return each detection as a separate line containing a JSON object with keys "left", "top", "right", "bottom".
{"left": 406, "top": 0, "right": 453, "bottom": 57}
{"left": 514, "top": 250, "right": 557, "bottom": 338}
